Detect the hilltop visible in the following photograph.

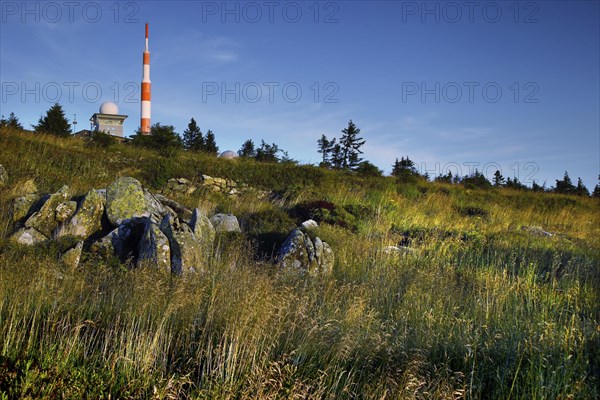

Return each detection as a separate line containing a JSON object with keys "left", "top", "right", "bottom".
{"left": 0, "top": 127, "right": 599, "bottom": 399}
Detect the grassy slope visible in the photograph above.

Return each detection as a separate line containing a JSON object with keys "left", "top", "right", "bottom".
{"left": 0, "top": 128, "right": 598, "bottom": 399}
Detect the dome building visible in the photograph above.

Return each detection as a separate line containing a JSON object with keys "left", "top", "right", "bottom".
{"left": 89, "top": 101, "right": 128, "bottom": 137}
{"left": 219, "top": 150, "right": 238, "bottom": 159}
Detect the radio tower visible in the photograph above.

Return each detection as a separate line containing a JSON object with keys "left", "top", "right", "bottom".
{"left": 140, "top": 23, "right": 151, "bottom": 135}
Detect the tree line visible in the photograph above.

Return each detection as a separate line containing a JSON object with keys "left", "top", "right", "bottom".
{"left": 3, "top": 104, "right": 599, "bottom": 198}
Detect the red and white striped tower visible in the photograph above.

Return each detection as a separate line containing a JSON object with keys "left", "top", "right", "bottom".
{"left": 140, "top": 23, "right": 151, "bottom": 135}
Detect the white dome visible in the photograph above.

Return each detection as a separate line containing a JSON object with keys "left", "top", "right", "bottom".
{"left": 99, "top": 101, "right": 118, "bottom": 115}
{"left": 219, "top": 150, "right": 238, "bottom": 159}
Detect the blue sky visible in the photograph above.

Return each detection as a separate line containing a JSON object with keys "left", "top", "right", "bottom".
{"left": 1, "top": 0, "right": 598, "bottom": 188}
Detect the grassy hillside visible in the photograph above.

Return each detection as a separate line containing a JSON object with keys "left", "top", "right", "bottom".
{"left": 1, "top": 127, "right": 599, "bottom": 399}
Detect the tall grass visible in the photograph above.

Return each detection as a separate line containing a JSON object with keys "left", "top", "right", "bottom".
{"left": 1, "top": 127, "right": 598, "bottom": 398}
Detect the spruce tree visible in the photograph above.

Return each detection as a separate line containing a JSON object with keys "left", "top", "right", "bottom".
{"left": 330, "top": 143, "right": 343, "bottom": 169}
{"left": 317, "top": 134, "right": 334, "bottom": 167}
{"left": 555, "top": 171, "right": 576, "bottom": 194}
{"left": 575, "top": 177, "right": 589, "bottom": 196}
{"left": 238, "top": 139, "right": 256, "bottom": 158}
{"left": 183, "top": 118, "right": 203, "bottom": 151}
{"left": 204, "top": 130, "right": 219, "bottom": 155}
{"left": 493, "top": 170, "right": 505, "bottom": 187}
{"left": 255, "top": 140, "right": 279, "bottom": 163}
{"left": 1, "top": 112, "right": 23, "bottom": 130}
{"left": 34, "top": 103, "right": 71, "bottom": 136}
{"left": 391, "top": 157, "right": 417, "bottom": 176}
{"left": 592, "top": 176, "right": 600, "bottom": 198}
{"left": 339, "top": 120, "right": 365, "bottom": 170}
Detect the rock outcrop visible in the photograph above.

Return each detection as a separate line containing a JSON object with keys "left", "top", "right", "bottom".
{"left": 278, "top": 227, "right": 334, "bottom": 275}
{"left": 138, "top": 219, "right": 171, "bottom": 271}
{"left": 210, "top": 213, "right": 241, "bottom": 233}
{"left": 106, "top": 177, "right": 165, "bottom": 225}
{"left": 160, "top": 215, "right": 202, "bottom": 274}
{"left": 166, "top": 178, "right": 197, "bottom": 195}
{"left": 24, "top": 185, "right": 71, "bottom": 237}
{"left": 189, "top": 208, "right": 216, "bottom": 251}
{"left": 56, "top": 189, "right": 105, "bottom": 238}
{"left": 6, "top": 176, "right": 333, "bottom": 279}
{"left": 11, "top": 194, "right": 40, "bottom": 222}
{"left": 10, "top": 227, "right": 48, "bottom": 245}
{"left": 0, "top": 164, "right": 7, "bottom": 188}
{"left": 61, "top": 241, "right": 84, "bottom": 268}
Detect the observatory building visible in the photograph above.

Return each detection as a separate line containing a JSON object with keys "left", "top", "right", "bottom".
{"left": 90, "top": 101, "right": 128, "bottom": 137}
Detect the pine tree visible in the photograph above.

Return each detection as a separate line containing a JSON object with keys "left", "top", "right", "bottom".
{"left": 330, "top": 143, "right": 343, "bottom": 169}
{"left": 575, "top": 177, "right": 589, "bottom": 196}
{"left": 339, "top": 120, "right": 365, "bottom": 170}
{"left": 255, "top": 140, "right": 279, "bottom": 163}
{"left": 435, "top": 171, "right": 453, "bottom": 183}
{"left": 391, "top": 157, "right": 417, "bottom": 176}
{"left": 555, "top": 171, "right": 576, "bottom": 194}
{"left": 182, "top": 118, "right": 203, "bottom": 151}
{"left": 531, "top": 180, "right": 545, "bottom": 192}
{"left": 203, "top": 130, "right": 218, "bottom": 155}
{"left": 34, "top": 103, "right": 71, "bottom": 136}
{"left": 592, "top": 175, "right": 600, "bottom": 198}
{"left": 493, "top": 170, "right": 505, "bottom": 187}
{"left": 317, "top": 134, "right": 334, "bottom": 167}
{"left": 1, "top": 112, "right": 23, "bottom": 130}
{"left": 238, "top": 139, "right": 256, "bottom": 158}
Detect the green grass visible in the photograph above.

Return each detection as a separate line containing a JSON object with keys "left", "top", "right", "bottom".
{"left": 1, "top": 127, "right": 599, "bottom": 399}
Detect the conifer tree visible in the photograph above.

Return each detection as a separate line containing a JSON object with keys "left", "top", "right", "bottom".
{"left": 238, "top": 139, "right": 256, "bottom": 158}
{"left": 317, "top": 134, "right": 335, "bottom": 167}
{"left": 575, "top": 177, "right": 589, "bottom": 196}
{"left": 34, "top": 103, "right": 71, "bottom": 136}
{"left": 339, "top": 120, "right": 365, "bottom": 170}
{"left": 204, "top": 130, "right": 219, "bottom": 155}
{"left": 592, "top": 175, "right": 600, "bottom": 198}
{"left": 493, "top": 170, "right": 505, "bottom": 187}
{"left": 555, "top": 171, "right": 576, "bottom": 194}
{"left": 182, "top": 118, "right": 203, "bottom": 151}
{"left": 0, "top": 112, "right": 23, "bottom": 130}
{"left": 255, "top": 140, "right": 279, "bottom": 163}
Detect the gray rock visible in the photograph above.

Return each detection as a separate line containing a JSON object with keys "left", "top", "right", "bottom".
{"left": 91, "top": 218, "right": 146, "bottom": 260}
{"left": 166, "top": 177, "right": 197, "bottom": 195}
{"left": 201, "top": 175, "right": 215, "bottom": 186}
{"left": 209, "top": 213, "right": 241, "bottom": 233}
{"left": 279, "top": 228, "right": 334, "bottom": 276}
{"left": 278, "top": 228, "right": 313, "bottom": 272}
{"left": 106, "top": 177, "right": 166, "bottom": 226}
{"left": 10, "top": 227, "right": 48, "bottom": 245}
{"left": 313, "top": 236, "right": 324, "bottom": 264}
{"left": 24, "top": 185, "right": 70, "bottom": 237}
{"left": 382, "top": 245, "right": 416, "bottom": 255}
{"left": 61, "top": 241, "right": 84, "bottom": 268}
{"left": 160, "top": 215, "right": 202, "bottom": 274}
{"left": 0, "top": 164, "right": 7, "bottom": 187}
{"left": 320, "top": 242, "right": 335, "bottom": 274}
{"left": 11, "top": 194, "right": 39, "bottom": 221}
{"left": 56, "top": 189, "right": 105, "bottom": 238}
{"left": 55, "top": 201, "right": 78, "bottom": 223}
{"left": 154, "top": 193, "right": 193, "bottom": 221}
{"left": 138, "top": 219, "right": 171, "bottom": 271}
{"left": 144, "top": 189, "right": 167, "bottom": 217}
{"left": 521, "top": 225, "right": 553, "bottom": 238}
{"left": 189, "top": 208, "right": 216, "bottom": 252}
{"left": 300, "top": 219, "right": 319, "bottom": 230}
{"left": 12, "top": 179, "right": 37, "bottom": 197}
